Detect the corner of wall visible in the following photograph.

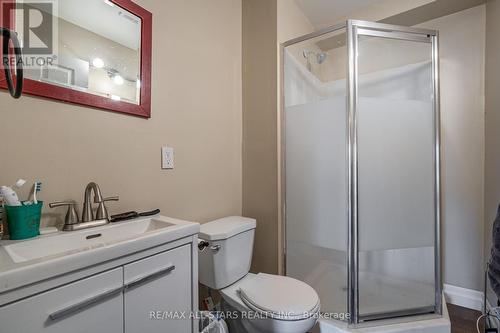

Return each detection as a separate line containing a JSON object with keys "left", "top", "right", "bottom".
{"left": 242, "top": 0, "right": 279, "bottom": 274}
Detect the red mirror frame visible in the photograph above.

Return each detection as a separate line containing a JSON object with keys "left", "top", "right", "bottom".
{"left": 0, "top": 0, "right": 152, "bottom": 118}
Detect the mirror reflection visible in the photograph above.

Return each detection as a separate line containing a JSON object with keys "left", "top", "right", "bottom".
{"left": 20, "top": 0, "right": 142, "bottom": 104}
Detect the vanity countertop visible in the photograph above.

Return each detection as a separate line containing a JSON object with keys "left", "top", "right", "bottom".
{"left": 0, "top": 215, "right": 199, "bottom": 296}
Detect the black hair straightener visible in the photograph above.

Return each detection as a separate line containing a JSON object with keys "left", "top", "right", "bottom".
{"left": 0, "top": 27, "right": 23, "bottom": 98}
{"left": 109, "top": 209, "right": 161, "bottom": 223}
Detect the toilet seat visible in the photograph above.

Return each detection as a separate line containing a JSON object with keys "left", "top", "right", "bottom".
{"left": 237, "top": 273, "right": 320, "bottom": 321}
{"left": 220, "top": 273, "right": 320, "bottom": 333}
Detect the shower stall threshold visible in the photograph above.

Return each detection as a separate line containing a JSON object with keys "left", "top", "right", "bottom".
{"left": 312, "top": 295, "right": 450, "bottom": 333}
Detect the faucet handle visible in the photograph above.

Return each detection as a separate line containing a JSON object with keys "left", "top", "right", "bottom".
{"left": 96, "top": 196, "right": 119, "bottom": 221}
{"left": 49, "top": 201, "right": 79, "bottom": 227}
{"left": 101, "top": 196, "right": 119, "bottom": 203}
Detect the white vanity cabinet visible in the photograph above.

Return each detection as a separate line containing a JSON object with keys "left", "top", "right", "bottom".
{"left": 0, "top": 268, "right": 124, "bottom": 333}
{"left": 0, "top": 235, "right": 198, "bottom": 333}
{"left": 124, "top": 244, "right": 192, "bottom": 333}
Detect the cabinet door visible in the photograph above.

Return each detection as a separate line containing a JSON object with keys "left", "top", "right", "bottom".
{"left": 0, "top": 268, "right": 123, "bottom": 333}
{"left": 124, "top": 244, "right": 192, "bottom": 333}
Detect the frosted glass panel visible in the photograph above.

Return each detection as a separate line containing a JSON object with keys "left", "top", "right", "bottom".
{"left": 284, "top": 22, "right": 440, "bottom": 325}
{"left": 357, "top": 97, "right": 434, "bottom": 250}
{"left": 357, "top": 35, "right": 435, "bottom": 318}
{"left": 285, "top": 28, "right": 349, "bottom": 318}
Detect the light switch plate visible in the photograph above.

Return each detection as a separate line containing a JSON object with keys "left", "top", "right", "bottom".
{"left": 162, "top": 146, "right": 174, "bottom": 169}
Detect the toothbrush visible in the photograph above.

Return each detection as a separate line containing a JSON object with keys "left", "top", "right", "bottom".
{"left": 33, "top": 181, "right": 42, "bottom": 204}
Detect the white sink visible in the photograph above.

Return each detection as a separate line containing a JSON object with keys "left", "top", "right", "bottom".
{"left": 0, "top": 215, "right": 199, "bottom": 296}
{"left": 4, "top": 218, "right": 177, "bottom": 264}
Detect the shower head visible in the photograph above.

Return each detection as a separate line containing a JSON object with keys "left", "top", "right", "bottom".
{"left": 316, "top": 52, "right": 327, "bottom": 64}
{"left": 303, "top": 50, "right": 327, "bottom": 65}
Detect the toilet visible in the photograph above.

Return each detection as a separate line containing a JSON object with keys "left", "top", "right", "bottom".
{"left": 198, "top": 216, "right": 320, "bottom": 333}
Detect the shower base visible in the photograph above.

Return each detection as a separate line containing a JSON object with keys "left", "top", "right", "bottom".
{"left": 308, "top": 259, "right": 435, "bottom": 316}
{"left": 288, "top": 248, "right": 449, "bottom": 331}
{"left": 312, "top": 296, "right": 450, "bottom": 333}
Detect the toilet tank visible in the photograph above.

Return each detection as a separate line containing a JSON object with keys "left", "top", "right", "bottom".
{"left": 198, "top": 216, "right": 256, "bottom": 290}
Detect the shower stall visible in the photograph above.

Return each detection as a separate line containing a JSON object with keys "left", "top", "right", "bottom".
{"left": 282, "top": 20, "right": 441, "bottom": 326}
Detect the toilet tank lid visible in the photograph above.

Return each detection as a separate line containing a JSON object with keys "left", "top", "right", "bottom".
{"left": 199, "top": 216, "right": 256, "bottom": 241}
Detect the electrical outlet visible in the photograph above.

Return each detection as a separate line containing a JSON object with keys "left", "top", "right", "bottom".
{"left": 162, "top": 146, "right": 174, "bottom": 169}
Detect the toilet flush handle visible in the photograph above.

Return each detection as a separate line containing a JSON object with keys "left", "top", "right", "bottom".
{"left": 210, "top": 244, "right": 221, "bottom": 253}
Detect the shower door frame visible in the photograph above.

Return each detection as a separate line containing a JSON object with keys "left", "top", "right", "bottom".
{"left": 280, "top": 19, "right": 441, "bottom": 326}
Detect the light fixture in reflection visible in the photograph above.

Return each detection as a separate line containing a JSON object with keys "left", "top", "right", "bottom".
{"left": 113, "top": 75, "right": 124, "bottom": 85}
{"left": 104, "top": 0, "right": 115, "bottom": 7}
{"left": 136, "top": 79, "right": 141, "bottom": 89}
{"left": 92, "top": 58, "right": 104, "bottom": 69}
{"left": 111, "top": 95, "right": 121, "bottom": 101}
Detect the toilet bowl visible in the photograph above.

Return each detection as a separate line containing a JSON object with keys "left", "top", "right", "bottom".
{"left": 220, "top": 273, "right": 320, "bottom": 333}
{"left": 198, "top": 216, "right": 320, "bottom": 333}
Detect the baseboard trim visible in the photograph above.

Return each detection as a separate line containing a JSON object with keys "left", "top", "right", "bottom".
{"left": 444, "top": 283, "right": 484, "bottom": 311}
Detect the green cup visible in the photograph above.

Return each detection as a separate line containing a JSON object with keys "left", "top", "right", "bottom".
{"left": 4, "top": 202, "right": 43, "bottom": 240}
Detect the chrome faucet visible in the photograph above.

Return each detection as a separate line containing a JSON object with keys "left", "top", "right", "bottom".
{"left": 49, "top": 182, "right": 119, "bottom": 231}
{"left": 83, "top": 182, "right": 103, "bottom": 222}
{"left": 82, "top": 182, "right": 119, "bottom": 223}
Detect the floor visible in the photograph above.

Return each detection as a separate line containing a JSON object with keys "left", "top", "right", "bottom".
{"left": 448, "top": 303, "right": 484, "bottom": 333}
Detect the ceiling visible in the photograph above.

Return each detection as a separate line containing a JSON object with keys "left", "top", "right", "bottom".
{"left": 294, "top": 0, "right": 386, "bottom": 29}
{"left": 32, "top": 0, "right": 141, "bottom": 51}
{"left": 59, "top": 0, "right": 141, "bottom": 51}
{"left": 294, "top": 0, "right": 486, "bottom": 30}
{"left": 381, "top": 0, "right": 486, "bottom": 26}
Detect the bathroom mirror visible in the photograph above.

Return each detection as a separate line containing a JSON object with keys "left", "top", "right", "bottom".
{"left": 0, "top": 0, "right": 152, "bottom": 117}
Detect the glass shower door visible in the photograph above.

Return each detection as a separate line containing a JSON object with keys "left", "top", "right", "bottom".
{"left": 354, "top": 28, "right": 438, "bottom": 320}
{"left": 283, "top": 20, "right": 441, "bottom": 325}
{"left": 284, "top": 26, "right": 349, "bottom": 320}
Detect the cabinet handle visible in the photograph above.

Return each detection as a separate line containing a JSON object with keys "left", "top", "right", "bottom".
{"left": 48, "top": 286, "right": 123, "bottom": 321}
{"left": 124, "top": 264, "right": 176, "bottom": 291}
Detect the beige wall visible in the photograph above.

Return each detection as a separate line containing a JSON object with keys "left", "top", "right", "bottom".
{"left": 419, "top": 6, "right": 486, "bottom": 292}
{"left": 0, "top": 0, "right": 242, "bottom": 227}
{"left": 277, "top": 0, "right": 314, "bottom": 43}
{"left": 242, "top": 0, "right": 279, "bottom": 274}
{"left": 485, "top": 0, "right": 500, "bottom": 304}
